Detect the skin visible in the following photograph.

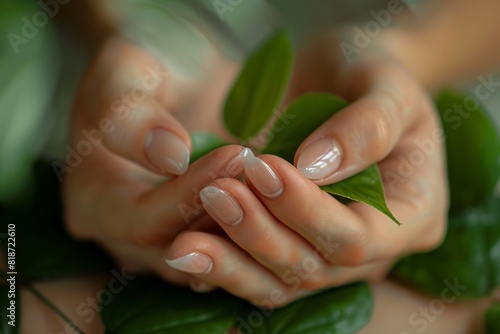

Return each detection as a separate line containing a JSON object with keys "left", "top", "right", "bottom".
{"left": 65, "top": 29, "right": 448, "bottom": 303}
{"left": 50, "top": 0, "right": 500, "bottom": 331}
{"left": 10, "top": 272, "right": 492, "bottom": 333}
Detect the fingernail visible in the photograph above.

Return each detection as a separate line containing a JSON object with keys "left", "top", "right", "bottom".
{"left": 297, "top": 138, "right": 343, "bottom": 180}
{"left": 190, "top": 280, "right": 216, "bottom": 293}
{"left": 145, "top": 128, "right": 190, "bottom": 175}
{"left": 245, "top": 157, "right": 283, "bottom": 199}
{"left": 200, "top": 186, "right": 243, "bottom": 226}
{"left": 165, "top": 252, "right": 213, "bottom": 274}
{"left": 221, "top": 147, "right": 255, "bottom": 178}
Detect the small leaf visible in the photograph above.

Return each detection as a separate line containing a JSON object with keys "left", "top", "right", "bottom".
{"left": 223, "top": 31, "right": 293, "bottom": 141}
{"left": 435, "top": 89, "right": 500, "bottom": 213}
{"left": 262, "top": 93, "right": 348, "bottom": 163}
{"left": 321, "top": 165, "right": 400, "bottom": 225}
{"left": 263, "top": 93, "right": 399, "bottom": 225}
{"left": 189, "top": 132, "right": 228, "bottom": 164}
{"left": 237, "top": 283, "right": 372, "bottom": 334}
{"left": 393, "top": 195, "right": 500, "bottom": 298}
{"left": 485, "top": 303, "right": 500, "bottom": 334}
{"left": 101, "top": 277, "right": 242, "bottom": 334}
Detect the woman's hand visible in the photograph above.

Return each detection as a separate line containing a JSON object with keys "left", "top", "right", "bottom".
{"left": 63, "top": 36, "right": 245, "bottom": 286}
{"left": 165, "top": 36, "right": 448, "bottom": 306}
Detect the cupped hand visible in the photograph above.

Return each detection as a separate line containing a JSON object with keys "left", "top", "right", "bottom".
{"left": 63, "top": 35, "right": 242, "bottom": 286}
{"left": 165, "top": 36, "right": 448, "bottom": 306}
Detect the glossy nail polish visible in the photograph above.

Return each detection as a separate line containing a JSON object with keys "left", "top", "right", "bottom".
{"left": 297, "top": 138, "right": 342, "bottom": 180}
{"left": 200, "top": 186, "right": 243, "bottom": 226}
{"left": 145, "top": 128, "right": 190, "bottom": 175}
{"left": 221, "top": 147, "right": 255, "bottom": 178}
{"left": 165, "top": 252, "right": 213, "bottom": 274}
{"left": 245, "top": 157, "right": 283, "bottom": 199}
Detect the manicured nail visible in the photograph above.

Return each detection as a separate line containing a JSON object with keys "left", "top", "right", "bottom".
{"left": 145, "top": 128, "right": 189, "bottom": 175}
{"left": 221, "top": 147, "right": 255, "bottom": 178}
{"left": 245, "top": 157, "right": 283, "bottom": 199}
{"left": 190, "top": 280, "right": 216, "bottom": 293}
{"left": 297, "top": 138, "right": 343, "bottom": 180}
{"left": 165, "top": 252, "right": 213, "bottom": 274}
{"left": 200, "top": 186, "right": 243, "bottom": 226}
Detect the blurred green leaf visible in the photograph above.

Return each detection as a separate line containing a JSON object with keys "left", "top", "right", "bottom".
{"left": 485, "top": 303, "right": 500, "bottom": 334}
{"left": 393, "top": 195, "right": 500, "bottom": 298}
{"left": 262, "top": 93, "right": 348, "bottom": 163}
{"left": 223, "top": 31, "right": 293, "bottom": 141}
{"left": 100, "top": 277, "right": 242, "bottom": 334}
{"left": 436, "top": 89, "right": 500, "bottom": 213}
{"left": 0, "top": 162, "right": 112, "bottom": 281}
{"left": 239, "top": 283, "right": 372, "bottom": 334}
{"left": 263, "top": 93, "right": 399, "bottom": 225}
{"left": 189, "top": 132, "right": 228, "bottom": 164}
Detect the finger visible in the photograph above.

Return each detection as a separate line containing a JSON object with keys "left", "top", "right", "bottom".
{"left": 165, "top": 231, "right": 303, "bottom": 306}
{"left": 247, "top": 144, "right": 445, "bottom": 266}
{"left": 75, "top": 36, "right": 191, "bottom": 176}
{"left": 189, "top": 279, "right": 217, "bottom": 293}
{"left": 199, "top": 179, "right": 334, "bottom": 290}
{"left": 294, "top": 63, "right": 428, "bottom": 185}
{"left": 244, "top": 155, "right": 370, "bottom": 266}
{"left": 129, "top": 146, "right": 253, "bottom": 245}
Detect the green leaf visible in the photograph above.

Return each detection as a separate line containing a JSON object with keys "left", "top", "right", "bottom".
{"left": 237, "top": 283, "right": 372, "bottom": 334}
{"left": 393, "top": 195, "right": 500, "bottom": 298}
{"left": 321, "top": 165, "right": 400, "bottom": 225}
{"left": 435, "top": 89, "right": 500, "bottom": 213}
{"left": 189, "top": 132, "right": 228, "bottom": 164}
{"left": 0, "top": 276, "right": 19, "bottom": 334}
{"left": 1, "top": 162, "right": 113, "bottom": 281}
{"left": 223, "top": 31, "right": 293, "bottom": 141}
{"left": 263, "top": 93, "right": 399, "bottom": 225}
{"left": 262, "top": 93, "right": 348, "bottom": 163}
{"left": 485, "top": 303, "right": 500, "bottom": 334}
{"left": 101, "top": 277, "right": 242, "bottom": 334}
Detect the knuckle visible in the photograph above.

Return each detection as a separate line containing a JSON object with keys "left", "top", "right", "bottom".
{"left": 366, "top": 101, "right": 398, "bottom": 159}
{"left": 417, "top": 213, "right": 447, "bottom": 252}
{"left": 334, "top": 242, "right": 369, "bottom": 267}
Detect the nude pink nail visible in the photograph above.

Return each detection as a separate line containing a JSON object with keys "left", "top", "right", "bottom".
{"left": 245, "top": 157, "right": 283, "bottom": 199}
{"left": 145, "top": 128, "right": 189, "bottom": 175}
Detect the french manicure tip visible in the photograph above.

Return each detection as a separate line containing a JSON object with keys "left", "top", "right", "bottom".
{"left": 165, "top": 252, "right": 213, "bottom": 274}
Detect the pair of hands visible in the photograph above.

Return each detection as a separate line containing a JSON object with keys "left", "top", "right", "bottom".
{"left": 64, "top": 35, "right": 447, "bottom": 306}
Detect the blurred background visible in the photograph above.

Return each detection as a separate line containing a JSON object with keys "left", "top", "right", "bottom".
{"left": 1, "top": 0, "right": 499, "bottom": 202}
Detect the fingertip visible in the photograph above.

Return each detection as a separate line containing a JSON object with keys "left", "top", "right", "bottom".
{"left": 144, "top": 128, "right": 190, "bottom": 175}
{"left": 295, "top": 137, "right": 344, "bottom": 184}
{"left": 189, "top": 279, "right": 217, "bottom": 293}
